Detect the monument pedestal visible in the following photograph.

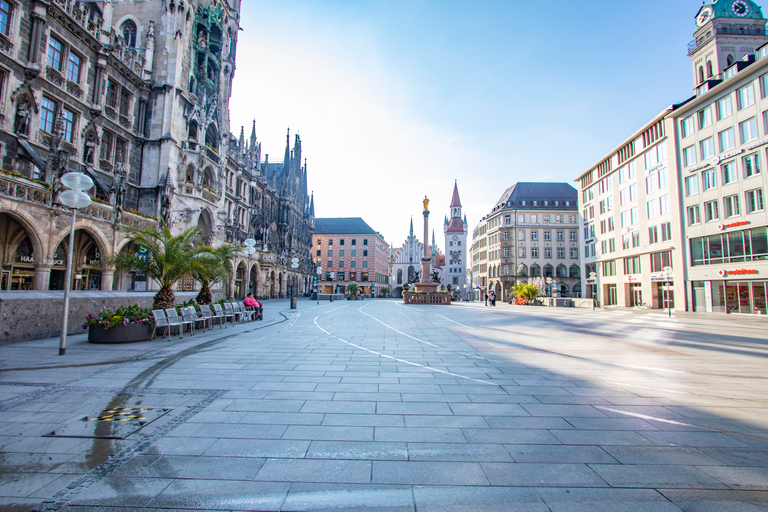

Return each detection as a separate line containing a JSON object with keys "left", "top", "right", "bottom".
{"left": 413, "top": 282, "right": 440, "bottom": 293}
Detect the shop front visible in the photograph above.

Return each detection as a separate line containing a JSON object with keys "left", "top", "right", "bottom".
{"left": 691, "top": 270, "right": 767, "bottom": 315}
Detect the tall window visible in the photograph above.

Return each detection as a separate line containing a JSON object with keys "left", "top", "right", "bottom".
{"left": 744, "top": 153, "right": 761, "bottom": 177}
{"left": 119, "top": 90, "right": 132, "bottom": 117}
{"left": 722, "top": 162, "right": 738, "bottom": 184}
{"left": 67, "top": 52, "right": 81, "bottom": 83}
{"left": 702, "top": 169, "right": 717, "bottom": 191}
{"left": 0, "top": 1, "right": 10, "bottom": 35}
{"left": 740, "top": 117, "right": 758, "bottom": 143}
{"left": 661, "top": 222, "right": 672, "bottom": 242}
{"left": 683, "top": 145, "right": 697, "bottom": 166}
{"left": 61, "top": 107, "right": 75, "bottom": 143}
{"left": 724, "top": 194, "right": 740, "bottom": 217}
{"left": 687, "top": 205, "right": 700, "bottom": 225}
{"left": 718, "top": 127, "right": 735, "bottom": 152}
{"left": 105, "top": 79, "right": 118, "bottom": 108}
{"left": 717, "top": 96, "right": 733, "bottom": 120}
{"left": 746, "top": 188, "right": 765, "bottom": 213}
{"left": 704, "top": 200, "right": 719, "bottom": 222}
{"left": 700, "top": 137, "right": 714, "bottom": 160}
{"left": 681, "top": 115, "right": 695, "bottom": 137}
{"left": 121, "top": 20, "right": 137, "bottom": 48}
{"left": 659, "top": 194, "right": 670, "bottom": 215}
{"left": 738, "top": 83, "right": 756, "bottom": 110}
{"left": 100, "top": 130, "right": 113, "bottom": 161}
{"left": 685, "top": 175, "right": 699, "bottom": 196}
{"left": 698, "top": 106, "right": 712, "bottom": 128}
{"left": 39, "top": 97, "right": 56, "bottom": 133}
{"left": 47, "top": 36, "right": 63, "bottom": 71}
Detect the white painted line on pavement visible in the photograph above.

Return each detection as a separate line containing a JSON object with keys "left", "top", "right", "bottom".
{"left": 611, "top": 382, "right": 690, "bottom": 395}
{"left": 357, "top": 304, "right": 444, "bottom": 349}
{"left": 613, "top": 363, "right": 686, "bottom": 374}
{"left": 595, "top": 405, "right": 705, "bottom": 429}
{"left": 276, "top": 313, "right": 301, "bottom": 334}
{"left": 312, "top": 315, "right": 497, "bottom": 386}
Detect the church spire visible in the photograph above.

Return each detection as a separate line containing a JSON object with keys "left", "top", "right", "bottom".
{"left": 409, "top": 216, "right": 413, "bottom": 237}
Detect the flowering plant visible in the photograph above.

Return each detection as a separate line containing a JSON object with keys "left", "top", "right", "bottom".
{"left": 84, "top": 305, "right": 153, "bottom": 330}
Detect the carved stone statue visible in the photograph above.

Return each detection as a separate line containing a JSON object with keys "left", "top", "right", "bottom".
{"left": 14, "top": 99, "right": 31, "bottom": 136}
{"left": 423, "top": 195, "right": 429, "bottom": 212}
{"left": 83, "top": 134, "right": 96, "bottom": 164}
{"left": 411, "top": 271, "right": 420, "bottom": 284}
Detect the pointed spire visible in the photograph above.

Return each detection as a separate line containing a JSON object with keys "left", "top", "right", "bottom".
{"left": 309, "top": 192, "right": 315, "bottom": 216}
{"left": 250, "top": 120, "right": 256, "bottom": 148}
{"left": 450, "top": 179, "right": 462, "bottom": 208}
{"left": 431, "top": 229, "right": 436, "bottom": 256}
{"left": 409, "top": 216, "right": 413, "bottom": 237}
{"left": 239, "top": 126, "right": 245, "bottom": 147}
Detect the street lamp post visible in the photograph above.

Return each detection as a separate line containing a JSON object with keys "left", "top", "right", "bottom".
{"left": 589, "top": 271, "right": 597, "bottom": 310}
{"left": 663, "top": 266, "right": 673, "bottom": 318}
{"left": 465, "top": 267, "right": 471, "bottom": 301}
{"left": 58, "top": 172, "right": 94, "bottom": 355}
{"left": 316, "top": 265, "right": 322, "bottom": 304}
{"left": 546, "top": 277, "right": 553, "bottom": 300}
{"left": 244, "top": 238, "right": 256, "bottom": 298}
{"left": 329, "top": 272, "right": 334, "bottom": 302}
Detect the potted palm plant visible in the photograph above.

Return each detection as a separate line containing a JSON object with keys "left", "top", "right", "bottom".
{"left": 191, "top": 243, "right": 237, "bottom": 305}
{"left": 346, "top": 282, "right": 359, "bottom": 300}
{"left": 112, "top": 223, "right": 213, "bottom": 310}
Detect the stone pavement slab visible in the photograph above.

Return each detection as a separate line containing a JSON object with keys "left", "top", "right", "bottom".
{"left": 0, "top": 300, "right": 767, "bottom": 510}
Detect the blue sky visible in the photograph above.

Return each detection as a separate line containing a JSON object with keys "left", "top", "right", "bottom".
{"left": 229, "top": 0, "right": 712, "bottom": 248}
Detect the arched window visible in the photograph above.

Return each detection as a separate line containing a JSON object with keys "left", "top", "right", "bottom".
{"left": 185, "top": 164, "right": 195, "bottom": 184}
{"left": 556, "top": 264, "right": 567, "bottom": 278}
{"left": 698, "top": 66, "right": 705, "bottom": 83}
{"left": 121, "top": 20, "right": 137, "bottom": 48}
{"left": 397, "top": 269, "right": 402, "bottom": 284}
{"left": 569, "top": 265, "right": 580, "bottom": 278}
{"left": 559, "top": 284, "right": 569, "bottom": 298}
{"left": 543, "top": 264, "right": 554, "bottom": 278}
{"left": 727, "top": 54, "right": 735, "bottom": 66}
{"left": 205, "top": 124, "right": 218, "bottom": 149}
{"left": 531, "top": 264, "right": 541, "bottom": 277}
{"left": 706, "top": 60, "right": 714, "bottom": 78}
{"left": 517, "top": 263, "right": 528, "bottom": 276}
{"left": 188, "top": 120, "right": 198, "bottom": 141}
{"left": 202, "top": 166, "right": 215, "bottom": 189}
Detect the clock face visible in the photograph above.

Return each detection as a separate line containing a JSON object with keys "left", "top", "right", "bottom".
{"left": 732, "top": 0, "right": 750, "bottom": 17}
{"left": 696, "top": 6, "right": 714, "bottom": 26}
{"left": 452, "top": 236, "right": 458, "bottom": 241}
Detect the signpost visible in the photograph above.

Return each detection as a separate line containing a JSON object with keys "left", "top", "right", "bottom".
{"left": 316, "top": 266, "right": 322, "bottom": 305}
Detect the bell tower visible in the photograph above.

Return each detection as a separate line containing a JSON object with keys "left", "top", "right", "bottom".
{"left": 689, "top": 0, "right": 768, "bottom": 88}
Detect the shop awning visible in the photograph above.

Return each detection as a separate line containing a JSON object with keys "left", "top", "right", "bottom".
{"left": 17, "top": 138, "right": 47, "bottom": 171}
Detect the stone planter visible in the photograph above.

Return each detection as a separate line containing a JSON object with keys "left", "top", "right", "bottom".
{"left": 88, "top": 323, "right": 153, "bottom": 344}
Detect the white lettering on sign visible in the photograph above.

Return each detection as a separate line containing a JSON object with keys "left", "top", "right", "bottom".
{"left": 19, "top": 255, "right": 34, "bottom": 263}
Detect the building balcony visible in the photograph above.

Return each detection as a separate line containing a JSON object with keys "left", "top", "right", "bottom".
{"left": 52, "top": 0, "right": 103, "bottom": 41}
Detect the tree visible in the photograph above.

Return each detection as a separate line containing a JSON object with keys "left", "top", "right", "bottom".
{"left": 112, "top": 223, "right": 213, "bottom": 310}
{"left": 346, "top": 282, "right": 359, "bottom": 298}
{"left": 511, "top": 282, "right": 541, "bottom": 302}
{"left": 192, "top": 243, "right": 237, "bottom": 305}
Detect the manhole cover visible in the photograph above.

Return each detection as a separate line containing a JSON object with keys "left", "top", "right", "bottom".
{"left": 44, "top": 407, "right": 171, "bottom": 439}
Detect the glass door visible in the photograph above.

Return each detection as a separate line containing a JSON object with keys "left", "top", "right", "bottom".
{"left": 738, "top": 283, "right": 752, "bottom": 314}
{"left": 753, "top": 282, "right": 766, "bottom": 315}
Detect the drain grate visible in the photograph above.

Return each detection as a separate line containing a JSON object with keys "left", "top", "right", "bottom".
{"left": 44, "top": 407, "right": 171, "bottom": 439}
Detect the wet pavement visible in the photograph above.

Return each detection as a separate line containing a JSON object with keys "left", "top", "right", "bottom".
{"left": 0, "top": 299, "right": 767, "bottom": 511}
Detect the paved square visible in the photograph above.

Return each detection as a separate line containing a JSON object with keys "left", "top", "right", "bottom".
{"left": 1, "top": 299, "right": 767, "bottom": 511}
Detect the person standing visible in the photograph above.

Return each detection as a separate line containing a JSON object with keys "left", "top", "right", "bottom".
{"left": 484, "top": 293, "right": 488, "bottom": 306}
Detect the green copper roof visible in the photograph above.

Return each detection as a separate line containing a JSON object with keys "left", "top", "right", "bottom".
{"left": 697, "top": 0, "right": 765, "bottom": 26}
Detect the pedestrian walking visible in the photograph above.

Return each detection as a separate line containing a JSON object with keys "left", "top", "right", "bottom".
{"left": 484, "top": 293, "right": 488, "bottom": 306}
{"left": 490, "top": 291, "right": 496, "bottom": 306}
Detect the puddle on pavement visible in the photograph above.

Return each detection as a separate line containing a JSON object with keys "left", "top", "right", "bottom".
{"left": 43, "top": 406, "right": 171, "bottom": 440}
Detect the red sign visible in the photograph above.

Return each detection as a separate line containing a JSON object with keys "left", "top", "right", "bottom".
{"left": 719, "top": 221, "right": 750, "bottom": 230}
{"left": 719, "top": 269, "right": 758, "bottom": 277}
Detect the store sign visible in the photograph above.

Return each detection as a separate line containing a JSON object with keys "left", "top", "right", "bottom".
{"left": 719, "top": 269, "right": 758, "bottom": 277}
{"left": 651, "top": 275, "right": 669, "bottom": 282}
{"left": 18, "top": 255, "right": 34, "bottom": 263}
{"left": 718, "top": 221, "right": 750, "bottom": 230}
{"left": 687, "top": 162, "right": 711, "bottom": 173}
{"left": 712, "top": 148, "right": 744, "bottom": 165}
{"left": 747, "top": 139, "right": 768, "bottom": 151}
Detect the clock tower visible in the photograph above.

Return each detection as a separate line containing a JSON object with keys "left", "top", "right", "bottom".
{"left": 690, "top": 0, "right": 768, "bottom": 88}
{"left": 444, "top": 181, "right": 469, "bottom": 300}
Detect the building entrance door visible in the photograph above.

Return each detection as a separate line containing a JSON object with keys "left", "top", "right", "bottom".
{"left": 628, "top": 284, "right": 643, "bottom": 307}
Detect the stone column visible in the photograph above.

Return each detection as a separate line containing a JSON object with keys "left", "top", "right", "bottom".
{"left": 33, "top": 264, "right": 52, "bottom": 291}
{"left": 27, "top": 9, "right": 47, "bottom": 68}
{"left": 420, "top": 208, "right": 430, "bottom": 284}
{"left": 100, "top": 268, "right": 114, "bottom": 291}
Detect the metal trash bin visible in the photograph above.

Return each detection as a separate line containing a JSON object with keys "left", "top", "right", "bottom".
{"left": 290, "top": 297, "right": 297, "bottom": 309}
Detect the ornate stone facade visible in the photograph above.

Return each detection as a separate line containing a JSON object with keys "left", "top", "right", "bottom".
{"left": 0, "top": 0, "right": 313, "bottom": 297}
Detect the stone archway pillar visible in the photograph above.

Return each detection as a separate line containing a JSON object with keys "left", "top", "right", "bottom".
{"left": 33, "top": 264, "right": 52, "bottom": 291}
{"left": 101, "top": 268, "right": 115, "bottom": 291}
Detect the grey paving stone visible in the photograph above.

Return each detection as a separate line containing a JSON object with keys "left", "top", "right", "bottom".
{"left": 186, "top": 422, "right": 288, "bottom": 439}
{"left": 372, "top": 461, "right": 488, "bottom": 485}
{"left": 463, "top": 428, "right": 562, "bottom": 445}
{"left": 147, "top": 479, "right": 290, "bottom": 510}
{"left": 376, "top": 402, "right": 454, "bottom": 416}
{"left": 483, "top": 416, "right": 574, "bottom": 429}
{"left": 550, "top": 429, "right": 657, "bottom": 446}
{"left": 482, "top": 462, "right": 607, "bottom": 487}
{"left": 404, "top": 415, "right": 489, "bottom": 429}
{"left": 521, "top": 404, "right": 608, "bottom": 417}
{"left": 659, "top": 489, "right": 768, "bottom": 511}
{"left": 589, "top": 464, "right": 727, "bottom": 489}
{"left": 537, "top": 487, "right": 683, "bottom": 512}
{"left": 283, "top": 483, "right": 415, "bottom": 512}
{"left": 204, "top": 438, "right": 310, "bottom": 458}
{"left": 254, "top": 458, "right": 371, "bottom": 483}
{"left": 507, "top": 445, "right": 617, "bottom": 464}
{"left": 563, "top": 417, "right": 661, "bottom": 431}
{"left": 602, "top": 446, "right": 724, "bottom": 465}
{"left": 306, "top": 441, "right": 408, "bottom": 460}
{"left": 301, "top": 400, "right": 377, "bottom": 414}
{"left": 239, "top": 411, "right": 325, "bottom": 425}
{"left": 146, "top": 437, "right": 218, "bottom": 456}
{"left": 449, "top": 402, "right": 530, "bottom": 416}
{"left": 375, "top": 427, "right": 467, "bottom": 443}
{"left": 413, "top": 485, "right": 549, "bottom": 511}
{"left": 223, "top": 398, "right": 305, "bottom": 412}
{"left": 702, "top": 448, "right": 768, "bottom": 467}
{"left": 406, "top": 442, "right": 513, "bottom": 462}
{"left": 283, "top": 425, "right": 374, "bottom": 441}
{"left": 323, "top": 413, "right": 405, "bottom": 427}
{"left": 67, "top": 476, "right": 175, "bottom": 507}
{"left": 697, "top": 465, "right": 768, "bottom": 490}
{"left": 640, "top": 431, "right": 752, "bottom": 448}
